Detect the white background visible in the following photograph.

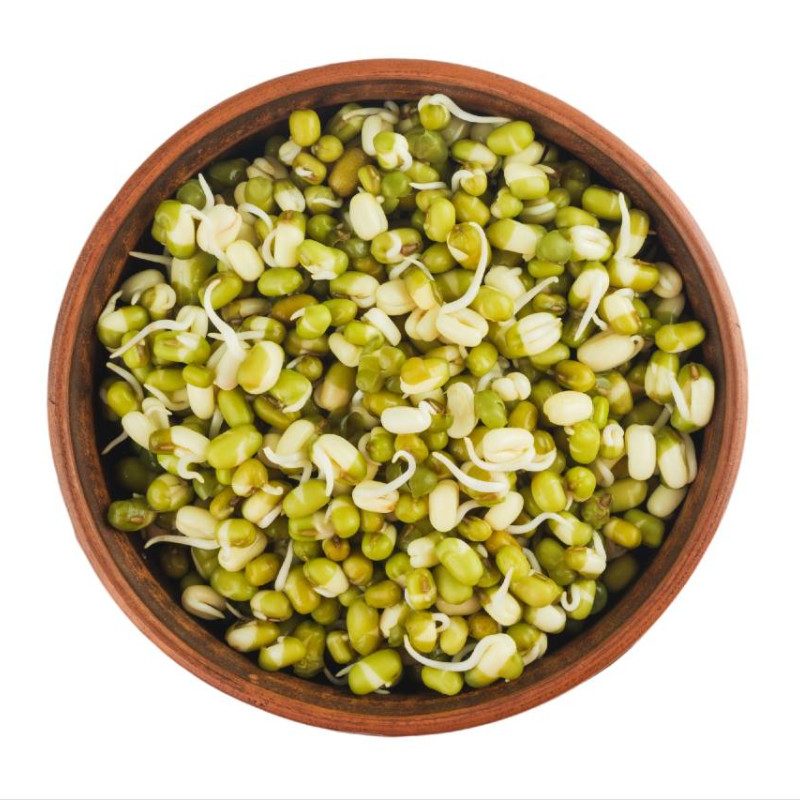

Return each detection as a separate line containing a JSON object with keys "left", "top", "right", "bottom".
{"left": 2, "top": 2, "right": 798, "bottom": 798}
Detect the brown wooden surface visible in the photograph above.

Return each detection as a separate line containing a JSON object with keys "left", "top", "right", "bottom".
{"left": 47, "top": 59, "right": 748, "bottom": 736}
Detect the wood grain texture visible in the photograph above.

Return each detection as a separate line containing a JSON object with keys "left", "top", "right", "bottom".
{"left": 48, "top": 60, "right": 747, "bottom": 736}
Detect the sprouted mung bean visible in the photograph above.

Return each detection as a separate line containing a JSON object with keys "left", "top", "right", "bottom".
{"left": 98, "top": 94, "right": 714, "bottom": 695}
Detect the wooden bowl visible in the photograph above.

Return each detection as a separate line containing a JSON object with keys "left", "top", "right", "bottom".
{"left": 48, "top": 59, "right": 747, "bottom": 735}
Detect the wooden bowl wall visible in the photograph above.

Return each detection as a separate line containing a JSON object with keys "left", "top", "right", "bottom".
{"left": 48, "top": 60, "right": 747, "bottom": 735}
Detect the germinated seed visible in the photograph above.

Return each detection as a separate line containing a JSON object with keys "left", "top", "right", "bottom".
{"left": 99, "top": 92, "right": 714, "bottom": 696}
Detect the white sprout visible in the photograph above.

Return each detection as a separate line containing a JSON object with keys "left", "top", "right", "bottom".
{"left": 463, "top": 437, "right": 522, "bottom": 473}
{"left": 225, "top": 602, "right": 245, "bottom": 620}
{"left": 208, "top": 408, "right": 224, "bottom": 439}
{"left": 263, "top": 447, "right": 308, "bottom": 469}
{"left": 108, "top": 316, "right": 192, "bottom": 359}
{"left": 513, "top": 276, "right": 559, "bottom": 314}
{"left": 128, "top": 251, "right": 172, "bottom": 266}
{"left": 144, "top": 535, "right": 219, "bottom": 550}
{"left": 144, "top": 383, "right": 189, "bottom": 411}
{"left": 574, "top": 273, "right": 611, "bottom": 341}
{"left": 440, "top": 222, "right": 489, "bottom": 314}
{"left": 256, "top": 503, "right": 283, "bottom": 530}
{"left": 274, "top": 542, "right": 294, "bottom": 592}
{"left": 418, "top": 94, "right": 510, "bottom": 124}
{"left": 105, "top": 362, "right": 143, "bottom": 400}
{"left": 315, "top": 446, "right": 336, "bottom": 496}
{"left": 507, "top": 511, "right": 563, "bottom": 535}
{"left": 667, "top": 372, "right": 692, "bottom": 420}
{"left": 463, "top": 437, "right": 556, "bottom": 474}
{"left": 431, "top": 613, "right": 451, "bottom": 632}
{"left": 450, "top": 169, "right": 476, "bottom": 193}
{"left": 206, "top": 340, "right": 227, "bottom": 371}
{"left": 323, "top": 666, "right": 349, "bottom": 686}
{"left": 312, "top": 511, "right": 336, "bottom": 541}
{"left": 615, "top": 192, "right": 632, "bottom": 257}
{"left": 143, "top": 384, "right": 189, "bottom": 412}
{"left": 197, "top": 173, "right": 215, "bottom": 213}
{"left": 383, "top": 450, "right": 417, "bottom": 492}
{"left": 141, "top": 397, "right": 171, "bottom": 427}
{"left": 560, "top": 585, "right": 582, "bottom": 612}
{"left": 313, "top": 197, "right": 343, "bottom": 208}
{"left": 182, "top": 202, "right": 229, "bottom": 266}
{"left": 341, "top": 106, "right": 398, "bottom": 122}
{"left": 522, "top": 547, "right": 542, "bottom": 573}
{"left": 176, "top": 332, "right": 200, "bottom": 349}
{"left": 176, "top": 456, "right": 203, "bottom": 483}
{"left": 455, "top": 500, "right": 481, "bottom": 525}
{"left": 100, "top": 430, "right": 129, "bottom": 456}
{"left": 260, "top": 230, "right": 281, "bottom": 270}
{"left": 357, "top": 433, "right": 379, "bottom": 467}
{"left": 99, "top": 291, "right": 123, "bottom": 321}
{"left": 409, "top": 181, "right": 447, "bottom": 190}
{"left": 388, "top": 255, "right": 432, "bottom": 281}
{"left": 529, "top": 448, "right": 559, "bottom": 471}
{"left": 592, "top": 313, "right": 608, "bottom": 330}
{"left": 383, "top": 231, "right": 404, "bottom": 262}
{"left": 492, "top": 568, "right": 514, "bottom": 605}
{"left": 476, "top": 365, "right": 503, "bottom": 392}
{"left": 283, "top": 384, "right": 313, "bottom": 414}
{"left": 202, "top": 280, "right": 246, "bottom": 358}
{"left": 351, "top": 393, "right": 380, "bottom": 428}
{"left": 403, "top": 632, "right": 506, "bottom": 672}
{"left": 522, "top": 634, "right": 548, "bottom": 666}
{"left": 592, "top": 531, "right": 607, "bottom": 562}
{"left": 363, "top": 308, "right": 402, "bottom": 347}
{"left": 652, "top": 403, "right": 673, "bottom": 432}
{"left": 208, "top": 330, "right": 264, "bottom": 342}
{"left": 681, "top": 431, "right": 698, "bottom": 483}
{"left": 238, "top": 202, "right": 274, "bottom": 230}
{"left": 430, "top": 452, "right": 507, "bottom": 494}
{"left": 594, "top": 459, "right": 616, "bottom": 487}
{"left": 451, "top": 642, "right": 478, "bottom": 663}
{"left": 395, "top": 142, "right": 414, "bottom": 173}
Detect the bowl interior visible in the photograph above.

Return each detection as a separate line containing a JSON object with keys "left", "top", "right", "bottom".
{"left": 52, "top": 61, "right": 745, "bottom": 734}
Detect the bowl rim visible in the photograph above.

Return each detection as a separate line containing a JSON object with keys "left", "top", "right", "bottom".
{"left": 48, "top": 58, "right": 747, "bottom": 735}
